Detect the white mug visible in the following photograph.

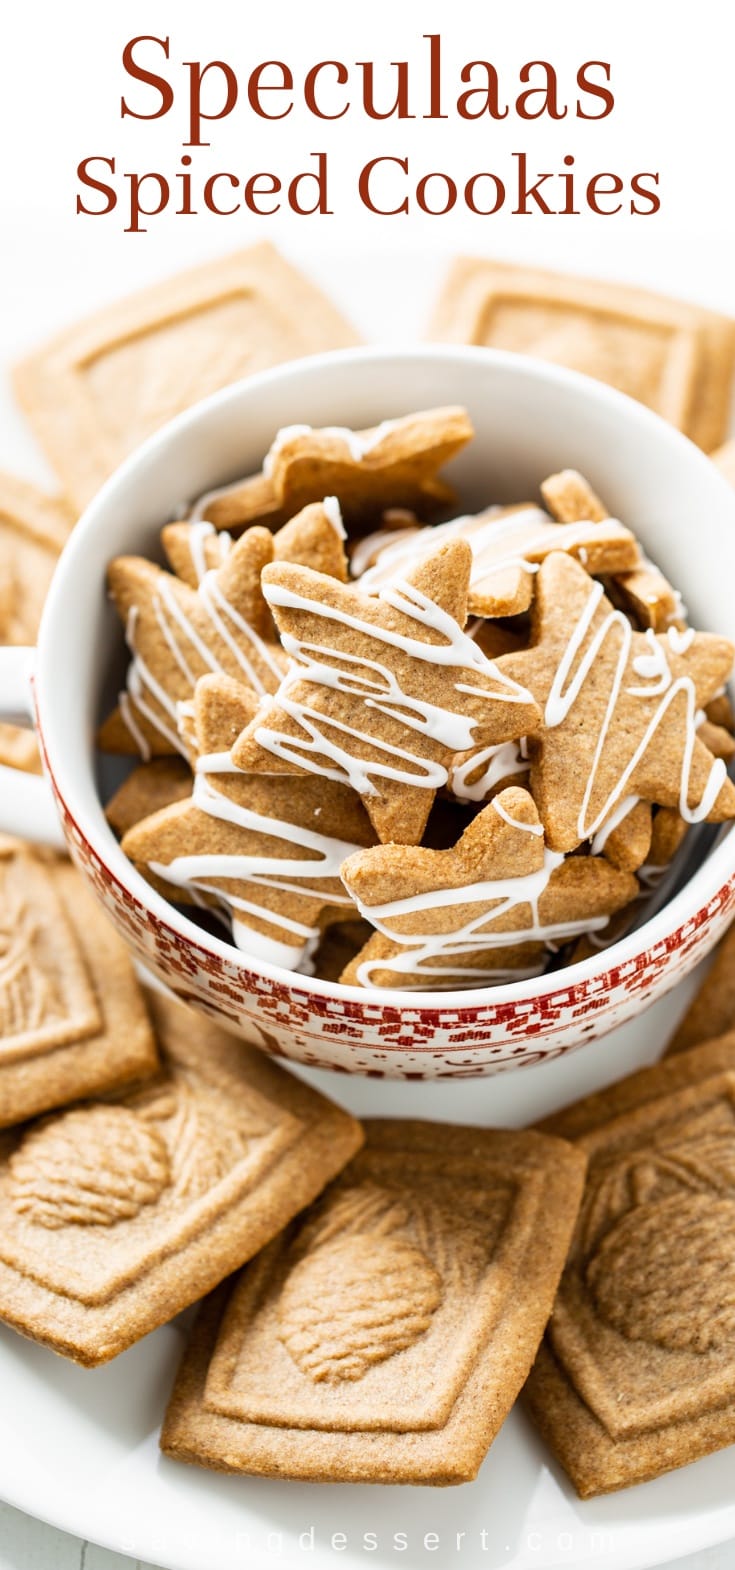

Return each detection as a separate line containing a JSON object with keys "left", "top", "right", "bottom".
{"left": 2, "top": 346, "right": 735, "bottom": 1079}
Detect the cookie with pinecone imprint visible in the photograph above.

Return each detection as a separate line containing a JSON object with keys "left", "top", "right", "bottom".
{"left": 161, "top": 1118, "right": 585, "bottom": 1485}
{"left": 525, "top": 1035, "right": 735, "bottom": 1497}
{"left": 0, "top": 990, "right": 362, "bottom": 1365}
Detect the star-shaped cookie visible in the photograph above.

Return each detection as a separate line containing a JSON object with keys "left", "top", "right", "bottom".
{"left": 194, "top": 407, "right": 474, "bottom": 530}
{"left": 122, "top": 675, "right": 376, "bottom": 972}
{"left": 231, "top": 538, "right": 540, "bottom": 845}
{"left": 339, "top": 786, "right": 637, "bottom": 989}
{"left": 99, "top": 527, "right": 285, "bottom": 758}
{"left": 494, "top": 553, "right": 735, "bottom": 852}
{"left": 162, "top": 500, "right": 348, "bottom": 590}
{"left": 356, "top": 502, "right": 640, "bottom": 617}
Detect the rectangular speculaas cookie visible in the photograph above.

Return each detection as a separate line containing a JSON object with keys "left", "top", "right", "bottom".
{"left": 0, "top": 990, "right": 362, "bottom": 1365}
{"left": 13, "top": 244, "right": 360, "bottom": 510}
{"left": 525, "top": 1036, "right": 735, "bottom": 1496}
{"left": 428, "top": 258, "right": 735, "bottom": 449}
{"left": 161, "top": 1118, "right": 585, "bottom": 1485}
{"left": 664, "top": 920, "right": 735, "bottom": 1056}
{"left": 0, "top": 472, "right": 72, "bottom": 773}
{"left": 0, "top": 845, "right": 159, "bottom": 1128}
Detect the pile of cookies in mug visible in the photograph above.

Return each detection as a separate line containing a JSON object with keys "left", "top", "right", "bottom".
{"left": 2, "top": 245, "right": 735, "bottom": 1493}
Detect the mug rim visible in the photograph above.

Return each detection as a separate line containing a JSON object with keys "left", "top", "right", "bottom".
{"left": 35, "top": 342, "right": 735, "bottom": 1014}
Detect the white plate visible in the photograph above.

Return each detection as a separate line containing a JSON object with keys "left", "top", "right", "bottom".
{"left": 2, "top": 976, "right": 735, "bottom": 1570}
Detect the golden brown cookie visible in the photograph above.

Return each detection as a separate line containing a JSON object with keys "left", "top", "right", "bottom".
{"left": 162, "top": 499, "right": 348, "bottom": 591}
{"left": 105, "top": 759, "right": 193, "bottom": 839}
{"left": 495, "top": 552, "right": 735, "bottom": 851}
{"left": 196, "top": 407, "right": 473, "bottom": 530}
{"left": 161, "top": 1117, "right": 585, "bottom": 1485}
{"left": 0, "top": 990, "right": 363, "bottom": 1365}
{"left": 0, "top": 846, "right": 158, "bottom": 1129}
{"left": 665, "top": 920, "right": 735, "bottom": 1056}
{"left": 526, "top": 1037, "right": 735, "bottom": 1495}
{"left": 122, "top": 675, "right": 376, "bottom": 970}
{"left": 356, "top": 499, "right": 639, "bottom": 618}
{"left": 231, "top": 539, "right": 540, "bottom": 845}
{"left": 13, "top": 246, "right": 360, "bottom": 509}
{"left": 0, "top": 474, "right": 72, "bottom": 773}
{"left": 339, "top": 787, "right": 637, "bottom": 989}
{"left": 542, "top": 467, "right": 684, "bottom": 632}
{"left": 99, "top": 528, "right": 285, "bottom": 758}
{"left": 428, "top": 258, "right": 735, "bottom": 449}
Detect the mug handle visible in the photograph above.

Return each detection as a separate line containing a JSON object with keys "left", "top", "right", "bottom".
{"left": 0, "top": 646, "right": 67, "bottom": 848}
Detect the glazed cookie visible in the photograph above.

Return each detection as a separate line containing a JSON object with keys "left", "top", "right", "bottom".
{"left": 232, "top": 539, "right": 540, "bottom": 845}
{"left": 99, "top": 527, "right": 285, "bottom": 759}
{"left": 339, "top": 787, "right": 637, "bottom": 989}
{"left": 191, "top": 407, "right": 474, "bottom": 531}
{"left": 494, "top": 552, "right": 735, "bottom": 851}
{"left": 122, "top": 675, "right": 376, "bottom": 969}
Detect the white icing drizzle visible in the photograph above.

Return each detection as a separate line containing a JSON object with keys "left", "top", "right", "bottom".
{"left": 590, "top": 794, "right": 639, "bottom": 855}
{"left": 119, "top": 608, "right": 183, "bottom": 756}
{"left": 668, "top": 625, "right": 695, "bottom": 655}
{"left": 322, "top": 495, "right": 346, "bottom": 539}
{"left": 118, "top": 691, "right": 151, "bottom": 761}
{"left": 491, "top": 799, "right": 544, "bottom": 835}
{"left": 544, "top": 579, "right": 728, "bottom": 838}
{"left": 188, "top": 477, "right": 251, "bottom": 523}
{"left": 256, "top": 575, "right": 535, "bottom": 795}
{"left": 147, "top": 769, "right": 360, "bottom": 971}
{"left": 347, "top": 847, "right": 608, "bottom": 989}
{"left": 355, "top": 506, "right": 632, "bottom": 599}
{"left": 450, "top": 741, "right": 527, "bottom": 803}
{"left": 350, "top": 526, "right": 421, "bottom": 579}
{"left": 263, "top": 419, "right": 402, "bottom": 479}
{"left": 118, "top": 566, "right": 281, "bottom": 757}
{"left": 187, "top": 521, "right": 232, "bottom": 584}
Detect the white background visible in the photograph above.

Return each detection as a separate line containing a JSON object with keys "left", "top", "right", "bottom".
{"left": 1, "top": 1, "right": 735, "bottom": 1566}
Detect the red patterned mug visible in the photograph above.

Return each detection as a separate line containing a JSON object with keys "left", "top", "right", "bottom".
{"left": 2, "top": 346, "right": 735, "bottom": 1079}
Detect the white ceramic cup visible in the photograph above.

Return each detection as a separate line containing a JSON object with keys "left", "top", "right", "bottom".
{"left": 2, "top": 345, "right": 735, "bottom": 1079}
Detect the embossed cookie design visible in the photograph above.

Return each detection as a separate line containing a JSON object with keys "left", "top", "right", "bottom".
{"left": 0, "top": 846, "right": 158, "bottom": 1129}
{"left": 0, "top": 991, "right": 363, "bottom": 1364}
{"left": 0, "top": 473, "right": 71, "bottom": 774}
{"left": 525, "top": 1038, "right": 735, "bottom": 1495}
{"left": 161, "top": 1119, "right": 585, "bottom": 1484}
{"left": 13, "top": 244, "right": 360, "bottom": 509}
{"left": 428, "top": 257, "right": 735, "bottom": 449}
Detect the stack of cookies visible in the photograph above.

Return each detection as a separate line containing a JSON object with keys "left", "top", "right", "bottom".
{"left": 93, "top": 406, "right": 735, "bottom": 992}
{"left": 3, "top": 244, "right": 735, "bottom": 1499}
{"left": 4, "top": 878, "right": 735, "bottom": 1496}
{"left": 0, "top": 845, "right": 584, "bottom": 1482}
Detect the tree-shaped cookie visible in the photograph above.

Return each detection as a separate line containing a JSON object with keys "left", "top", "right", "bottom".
{"left": 99, "top": 527, "right": 284, "bottom": 759}
{"left": 494, "top": 553, "right": 735, "bottom": 852}
{"left": 194, "top": 407, "right": 474, "bottom": 530}
{"left": 231, "top": 539, "right": 540, "bottom": 845}
{"left": 338, "top": 786, "right": 637, "bottom": 989}
{"left": 122, "top": 675, "right": 376, "bottom": 971}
